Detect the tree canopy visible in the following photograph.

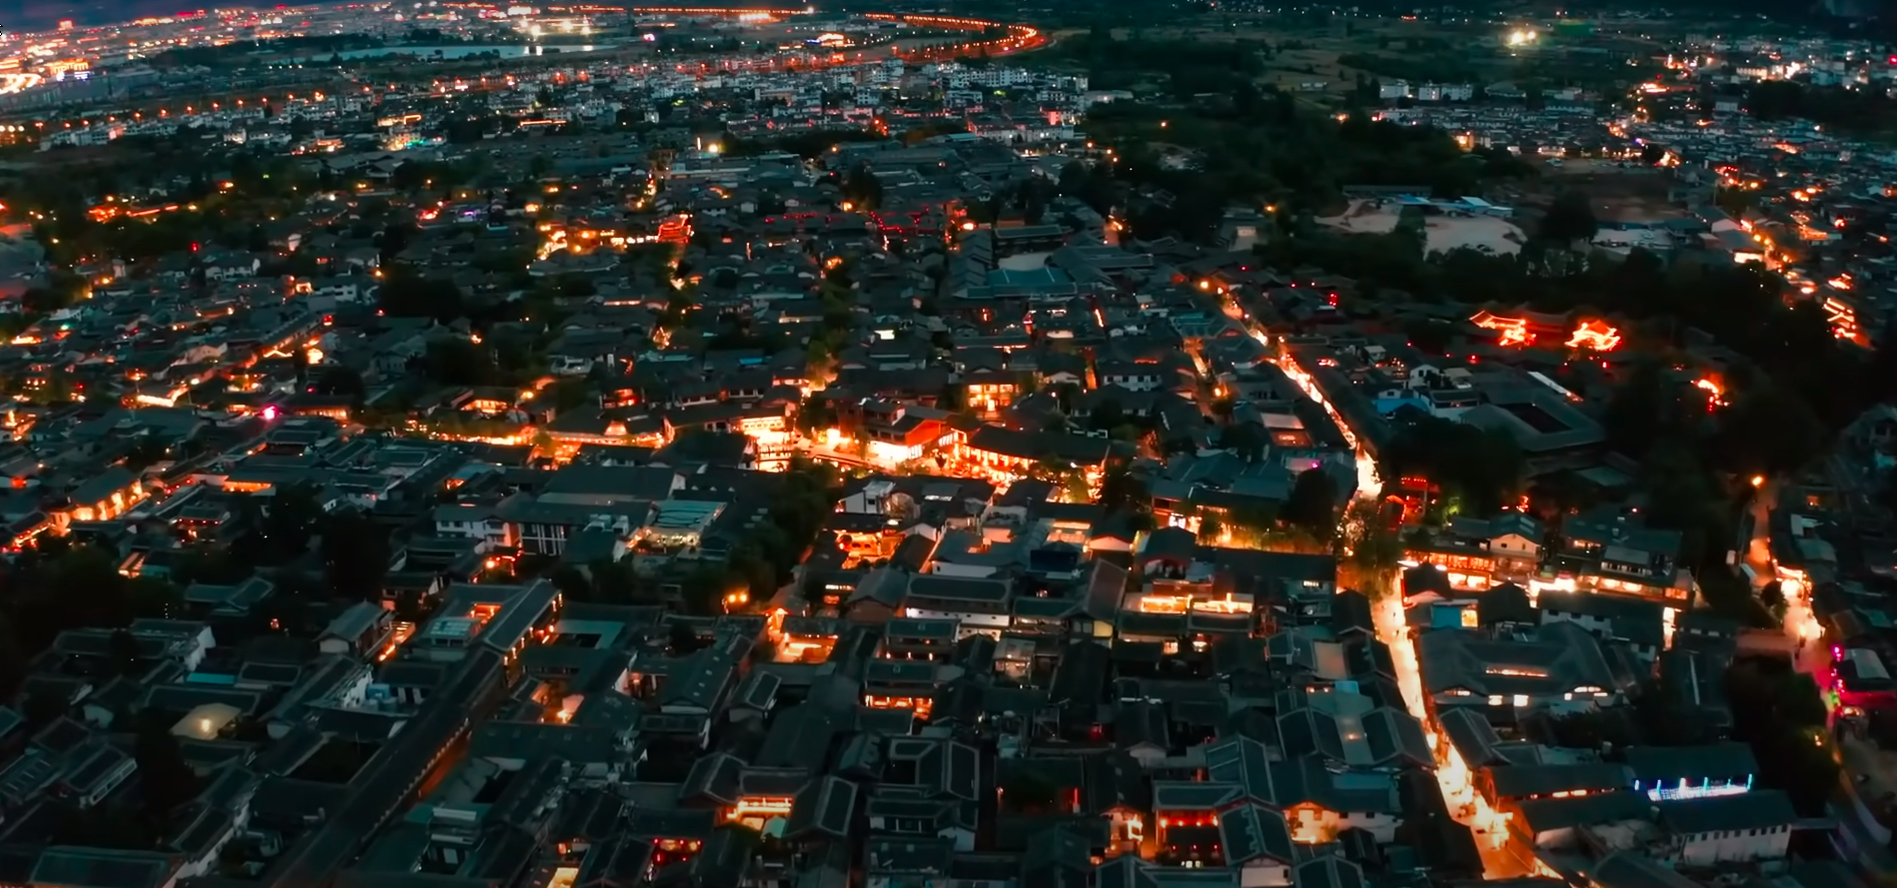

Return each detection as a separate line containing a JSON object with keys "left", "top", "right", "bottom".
{"left": 1379, "top": 412, "right": 1524, "bottom": 518}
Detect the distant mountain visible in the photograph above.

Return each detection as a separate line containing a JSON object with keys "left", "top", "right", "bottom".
{"left": 16, "top": 2, "right": 184, "bottom": 30}
{"left": 11, "top": 2, "right": 334, "bottom": 31}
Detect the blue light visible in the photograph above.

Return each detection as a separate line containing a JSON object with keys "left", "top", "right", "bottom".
{"left": 1644, "top": 776, "right": 1752, "bottom": 802}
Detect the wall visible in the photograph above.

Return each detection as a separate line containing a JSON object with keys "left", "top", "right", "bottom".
{"left": 1672, "top": 824, "right": 1789, "bottom": 866}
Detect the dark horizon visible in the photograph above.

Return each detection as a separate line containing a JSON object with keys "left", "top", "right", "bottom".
{"left": 12, "top": 3, "right": 263, "bottom": 32}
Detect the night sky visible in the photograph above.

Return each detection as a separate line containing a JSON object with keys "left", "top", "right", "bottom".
{"left": 12, "top": 3, "right": 269, "bottom": 31}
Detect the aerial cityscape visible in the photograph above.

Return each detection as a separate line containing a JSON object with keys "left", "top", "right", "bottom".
{"left": 0, "top": 2, "right": 1893, "bottom": 888}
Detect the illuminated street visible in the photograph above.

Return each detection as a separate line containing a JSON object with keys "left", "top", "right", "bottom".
{"left": 1232, "top": 296, "right": 1519, "bottom": 876}
{"left": 1746, "top": 480, "right": 1832, "bottom": 704}
{"left": 1375, "top": 578, "right": 1530, "bottom": 878}
{"left": 0, "top": 1, "right": 1882, "bottom": 885}
{"left": 1238, "top": 326, "right": 1381, "bottom": 500}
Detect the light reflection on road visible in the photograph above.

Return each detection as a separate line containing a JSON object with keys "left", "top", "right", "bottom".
{"left": 1375, "top": 583, "right": 1524, "bottom": 877}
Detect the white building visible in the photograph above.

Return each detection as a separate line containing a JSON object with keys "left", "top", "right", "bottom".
{"left": 1654, "top": 791, "right": 1796, "bottom": 866}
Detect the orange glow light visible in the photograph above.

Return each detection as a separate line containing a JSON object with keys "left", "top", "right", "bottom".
{"left": 1470, "top": 311, "right": 1534, "bottom": 347}
{"left": 1694, "top": 377, "right": 1728, "bottom": 410}
{"left": 1566, "top": 320, "right": 1621, "bottom": 352}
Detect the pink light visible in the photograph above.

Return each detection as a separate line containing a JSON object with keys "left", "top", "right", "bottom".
{"left": 260, "top": 406, "right": 279, "bottom": 421}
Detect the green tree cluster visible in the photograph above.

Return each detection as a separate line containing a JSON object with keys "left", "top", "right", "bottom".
{"left": 1725, "top": 659, "right": 1836, "bottom": 816}
{"left": 675, "top": 459, "right": 841, "bottom": 614}
{"left": 1379, "top": 412, "right": 1525, "bottom": 519}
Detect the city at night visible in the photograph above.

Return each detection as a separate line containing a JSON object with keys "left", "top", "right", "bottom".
{"left": 0, "top": 2, "right": 1890, "bottom": 888}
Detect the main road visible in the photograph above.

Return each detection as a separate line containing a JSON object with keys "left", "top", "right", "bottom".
{"left": 1743, "top": 479, "right": 1831, "bottom": 697}
{"left": 1218, "top": 291, "right": 1526, "bottom": 878}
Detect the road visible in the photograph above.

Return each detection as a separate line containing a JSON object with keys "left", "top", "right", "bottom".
{"left": 1219, "top": 290, "right": 1523, "bottom": 877}
{"left": 1219, "top": 295, "right": 1379, "bottom": 499}
{"left": 1745, "top": 480, "right": 1832, "bottom": 698}
{"left": 1373, "top": 575, "right": 1532, "bottom": 878}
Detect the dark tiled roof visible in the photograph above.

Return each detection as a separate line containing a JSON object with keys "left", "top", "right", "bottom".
{"left": 1217, "top": 801, "right": 1293, "bottom": 865}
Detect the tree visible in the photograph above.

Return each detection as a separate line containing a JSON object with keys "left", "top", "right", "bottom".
{"left": 796, "top": 394, "right": 838, "bottom": 435}
{"left": 1283, "top": 468, "right": 1339, "bottom": 541}
{"left": 1725, "top": 659, "right": 1836, "bottom": 815}
{"left": 1028, "top": 456, "right": 1090, "bottom": 502}
{"left": 1601, "top": 361, "right": 1703, "bottom": 458}
{"left": 999, "top": 769, "right": 1061, "bottom": 812}
{"left": 842, "top": 162, "right": 883, "bottom": 211}
{"left": 21, "top": 691, "right": 65, "bottom": 730}
{"left": 421, "top": 338, "right": 496, "bottom": 386}
{"left": 1339, "top": 500, "right": 1403, "bottom": 600}
{"left": 1198, "top": 512, "right": 1224, "bottom": 543}
{"left": 312, "top": 366, "right": 366, "bottom": 407}
{"left": 1219, "top": 421, "right": 1268, "bottom": 462}
{"left": 669, "top": 620, "right": 706, "bottom": 655}
{"left": 1866, "top": 316, "right": 1897, "bottom": 405}
{"left": 1539, "top": 190, "right": 1598, "bottom": 245}
{"left": 1760, "top": 578, "right": 1786, "bottom": 610}
{"left": 238, "top": 482, "right": 323, "bottom": 568}
{"left": 545, "top": 377, "right": 597, "bottom": 413}
{"left": 319, "top": 509, "right": 391, "bottom": 601}
{"left": 1629, "top": 678, "right": 1719, "bottom": 746}
{"left": 679, "top": 564, "right": 734, "bottom": 617}
{"left": 1541, "top": 709, "right": 1637, "bottom": 751}
{"left": 1380, "top": 412, "right": 1524, "bottom": 518}
{"left": 376, "top": 270, "right": 464, "bottom": 321}
{"left": 133, "top": 709, "right": 199, "bottom": 816}
{"left": 377, "top": 222, "right": 415, "bottom": 266}
{"left": 1099, "top": 465, "right": 1148, "bottom": 513}
{"left": 107, "top": 630, "right": 143, "bottom": 678}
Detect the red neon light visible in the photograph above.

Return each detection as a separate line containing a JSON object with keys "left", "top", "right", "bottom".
{"left": 1566, "top": 320, "right": 1621, "bottom": 352}
{"left": 1470, "top": 311, "right": 1534, "bottom": 347}
{"left": 1693, "top": 377, "right": 1728, "bottom": 410}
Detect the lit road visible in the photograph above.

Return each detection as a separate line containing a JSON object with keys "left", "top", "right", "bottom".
{"left": 1223, "top": 298, "right": 1379, "bottom": 499}
{"left": 1223, "top": 294, "right": 1521, "bottom": 877}
{"left": 1379, "top": 587, "right": 1535, "bottom": 878}
{"left": 1268, "top": 335, "right": 1381, "bottom": 501}
{"left": 1746, "top": 480, "right": 1831, "bottom": 703}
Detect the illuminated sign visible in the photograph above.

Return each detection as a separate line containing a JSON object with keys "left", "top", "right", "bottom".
{"left": 1471, "top": 311, "right": 1534, "bottom": 347}
{"left": 1566, "top": 320, "right": 1621, "bottom": 352}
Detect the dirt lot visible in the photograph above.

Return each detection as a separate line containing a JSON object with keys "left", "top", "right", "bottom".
{"left": 1319, "top": 200, "right": 1529, "bottom": 255}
